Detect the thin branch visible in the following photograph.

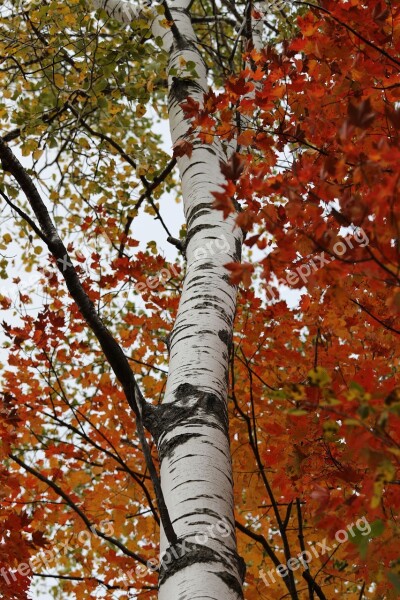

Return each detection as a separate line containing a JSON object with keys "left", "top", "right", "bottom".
{"left": 301, "top": 570, "right": 328, "bottom": 600}
{"left": 351, "top": 299, "right": 400, "bottom": 335}
{"left": 161, "top": 0, "right": 185, "bottom": 44}
{"left": 294, "top": 2, "right": 400, "bottom": 68}
{"left": 10, "top": 453, "right": 147, "bottom": 563}
{"left": 296, "top": 499, "right": 314, "bottom": 600}
{"left": 41, "top": 408, "right": 160, "bottom": 525}
{"left": 235, "top": 519, "right": 281, "bottom": 567}
{"left": 230, "top": 347, "right": 298, "bottom": 600}
{"left": 118, "top": 156, "right": 177, "bottom": 257}
{"left": 32, "top": 572, "right": 128, "bottom": 590}
{"left": 235, "top": 353, "right": 277, "bottom": 390}
{"left": 0, "top": 137, "right": 142, "bottom": 412}
{"left": 314, "top": 327, "right": 320, "bottom": 370}
{"left": 0, "top": 137, "right": 178, "bottom": 547}
{"left": 68, "top": 104, "right": 174, "bottom": 241}
{"left": 191, "top": 15, "right": 236, "bottom": 26}
{"left": 282, "top": 500, "right": 293, "bottom": 531}
{"left": 0, "top": 187, "right": 49, "bottom": 244}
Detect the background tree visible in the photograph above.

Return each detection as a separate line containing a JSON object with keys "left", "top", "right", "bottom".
{"left": 0, "top": 1, "right": 399, "bottom": 599}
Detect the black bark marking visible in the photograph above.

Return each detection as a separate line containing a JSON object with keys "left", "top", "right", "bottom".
{"left": 175, "top": 382, "right": 200, "bottom": 402}
{"left": 186, "top": 204, "right": 212, "bottom": 227}
{"left": 184, "top": 280, "right": 237, "bottom": 307}
{"left": 190, "top": 299, "right": 233, "bottom": 324}
{"left": 169, "top": 77, "right": 203, "bottom": 103}
{"left": 175, "top": 507, "right": 229, "bottom": 523}
{"left": 183, "top": 494, "right": 214, "bottom": 502}
{"left": 148, "top": 389, "right": 229, "bottom": 454}
{"left": 169, "top": 323, "right": 193, "bottom": 344}
{"left": 215, "top": 568, "right": 245, "bottom": 597}
{"left": 158, "top": 540, "right": 218, "bottom": 583}
{"left": 233, "top": 236, "right": 242, "bottom": 262}
{"left": 192, "top": 262, "right": 215, "bottom": 271}
{"left": 158, "top": 540, "right": 245, "bottom": 598}
{"left": 161, "top": 433, "right": 202, "bottom": 463}
{"left": 171, "top": 333, "right": 196, "bottom": 345}
{"left": 218, "top": 329, "right": 232, "bottom": 348}
{"left": 181, "top": 160, "right": 208, "bottom": 179}
{"left": 222, "top": 272, "right": 236, "bottom": 287}
{"left": 143, "top": 402, "right": 192, "bottom": 442}
{"left": 144, "top": 385, "right": 228, "bottom": 451}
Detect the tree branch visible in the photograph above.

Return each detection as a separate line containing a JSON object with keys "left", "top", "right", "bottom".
{"left": 301, "top": 570, "right": 328, "bottom": 600}
{"left": 294, "top": 2, "right": 400, "bottom": 68}
{"left": 351, "top": 299, "right": 400, "bottom": 336}
{"left": 0, "top": 137, "right": 178, "bottom": 547}
{"left": 296, "top": 498, "right": 314, "bottom": 600}
{"left": 10, "top": 453, "right": 147, "bottom": 564}
{"left": 67, "top": 104, "right": 175, "bottom": 243}
{"left": 118, "top": 156, "right": 177, "bottom": 257}
{"left": 235, "top": 519, "right": 280, "bottom": 567}
{"left": 231, "top": 347, "right": 298, "bottom": 599}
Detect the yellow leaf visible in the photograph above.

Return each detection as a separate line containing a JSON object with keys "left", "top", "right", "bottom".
{"left": 136, "top": 103, "right": 147, "bottom": 117}
{"left": 371, "top": 462, "right": 395, "bottom": 508}
{"left": 54, "top": 73, "right": 65, "bottom": 88}
{"left": 136, "top": 163, "right": 148, "bottom": 177}
{"left": 78, "top": 137, "right": 90, "bottom": 149}
{"left": 33, "top": 148, "right": 44, "bottom": 160}
{"left": 308, "top": 366, "right": 331, "bottom": 387}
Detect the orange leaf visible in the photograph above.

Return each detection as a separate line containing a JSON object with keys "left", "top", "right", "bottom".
{"left": 224, "top": 262, "right": 254, "bottom": 287}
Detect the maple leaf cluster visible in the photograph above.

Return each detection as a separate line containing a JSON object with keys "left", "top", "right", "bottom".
{"left": 190, "top": 1, "right": 400, "bottom": 597}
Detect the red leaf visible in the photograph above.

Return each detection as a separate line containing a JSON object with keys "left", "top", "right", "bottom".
{"left": 211, "top": 181, "right": 236, "bottom": 218}
{"left": 180, "top": 97, "right": 200, "bottom": 119}
{"left": 224, "top": 262, "right": 254, "bottom": 287}
{"left": 173, "top": 139, "right": 193, "bottom": 158}
{"left": 348, "top": 98, "right": 375, "bottom": 129}
{"left": 219, "top": 153, "right": 245, "bottom": 182}
{"left": 310, "top": 485, "right": 330, "bottom": 504}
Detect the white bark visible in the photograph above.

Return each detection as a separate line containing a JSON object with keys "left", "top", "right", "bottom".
{"left": 91, "top": 1, "right": 245, "bottom": 597}
{"left": 90, "top": 0, "right": 150, "bottom": 23}
{"left": 154, "top": 5, "right": 244, "bottom": 598}
{"left": 254, "top": 2, "right": 268, "bottom": 51}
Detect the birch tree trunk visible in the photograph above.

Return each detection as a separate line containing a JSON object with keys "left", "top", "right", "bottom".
{"left": 92, "top": 1, "right": 245, "bottom": 597}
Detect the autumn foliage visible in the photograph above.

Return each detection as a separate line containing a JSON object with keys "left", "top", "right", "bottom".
{"left": 196, "top": 1, "right": 400, "bottom": 597}
{"left": 0, "top": 0, "right": 399, "bottom": 599}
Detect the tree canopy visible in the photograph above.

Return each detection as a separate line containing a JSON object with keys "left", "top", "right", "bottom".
{"left": 0, "top": 0, "right": 399, "bottom": 598}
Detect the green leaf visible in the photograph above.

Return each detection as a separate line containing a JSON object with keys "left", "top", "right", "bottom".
{"left": 387, "top": 572, "right": 400, "bottom": 593}
{"left": 343, "top": 418, "right": 361, "bottom": 426}
{"left": 349, "top": 381, "right": 365, "bottom": 394}
{"left": 358, "top": 404, "right": 370, "bottom": 419}
{"left": 350, "top": 519, "right": 384, "bottom": 559}
{"left": 308, "top": 367, "right": 331, "bottom": 387}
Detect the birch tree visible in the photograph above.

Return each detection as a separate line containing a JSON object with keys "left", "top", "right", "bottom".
{"left": 82, "top": 0, "right": 249, "bottom": 596}
{"left": 1, "top": 0, "right": 399, "bottom": 599}
{"left": 0, "top": 1, "right": 267, "bottom": 597}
